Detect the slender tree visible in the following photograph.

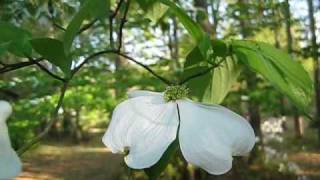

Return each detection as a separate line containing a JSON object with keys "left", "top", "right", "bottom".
{"left": 307, "top": 0, "right": 320, "bottom": 143}
{"left": 284, "top": 0, "right": 304, "bottom": 138}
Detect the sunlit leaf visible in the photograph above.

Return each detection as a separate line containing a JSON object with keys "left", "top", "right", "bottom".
{"left": 203, "top": 57, "right": 242, "bottom": 104}
{"left": 135, "top": 0, "right": 158, "bottom": 11}
{"left": 183, "top": 39, "right": 239, "bottom": 104}
{"left": 145, "top": 2, "right": 169, "bottom": 23}
{"left": 232, "top": 40, "right": 313, "bottom": 111}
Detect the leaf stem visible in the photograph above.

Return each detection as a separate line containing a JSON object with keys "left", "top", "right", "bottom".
{"left": 179, "top": 58, "right": 226, "bottom": 85}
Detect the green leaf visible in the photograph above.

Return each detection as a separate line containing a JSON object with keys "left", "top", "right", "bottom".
{"left": 31, "top": 38, "right": 71, "bottom": 75}
{"left": 183, "top": 39, "right": 238, "bottom": 104}
{"left": 144, "top": 140, "right": 179, "bottom": 180}
{"left": 64, "top": 0, "right": 109, "bottom": 53}
{"left": 0, "top": 22, "right": 32, "bottom": 57}
{"left": 0, "top": 42, "right": 11, "bottom": 56}
{"left": 135, "top": 0, "right": 158, "bottom": 11}
{"left": 160, "top": 0, "right": 204, "bottom": 42}
{"left": 203, "top": 57, "right": 242, "bottom": 104}
{"left": 211, "top": 39, "right": 229, "bottom": 58}
{"left": 145, "top": 2, "right": 169, "bottom": 23}
{"left": 231, "top": 40, "right": 313, "bottom": 111}
{"left": 183, "top": 47, "right": 211, "bottom": 99}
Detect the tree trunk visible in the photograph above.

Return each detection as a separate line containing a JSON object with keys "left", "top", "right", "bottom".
{"left": 247, "top": 73, "right": 263, "bottom": 164}
{"left": 114, "top": 46, "right": 126, "bottom": 98}
{"left": 284, "top": 0, "right": 304, "bottom": 138}
{"left": 71, "top": 108, "right": 83, "bottom": 143}
{"left": 307, "top": 0, "right": 320, "bottom": 143}
{"left": 237, "top": 0, "right": 263, "bottom": 164}
{"left": 210, "top": 0, "right": 221, "bottom": 37}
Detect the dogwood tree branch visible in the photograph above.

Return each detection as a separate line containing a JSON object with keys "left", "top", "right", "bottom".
{"left": 179, "top": 58, "right": 226, "bottom": 85}
{"left": 71, "top": 49, "right": 173, "bottom": 85}
{"left": 27, "top": 57, "right": 66, "bottom": 82}
{"left": 47, "top": 0, "right": 98, "bottom": 34}
{"left": 71, "top": 49, "right": 117, "bottom": 76}
{"left": 109, "top": 0, "right": 125, "bottom": 48}
{"left": 17, "top": 81, "right": 69, "bottom": 156}
{"left": 117, "top": 0, "right": 130, "bottom": 51}
{"left": 0, "top": 58, "right": 44, "bottom": 74}
{"left": 117, "top": 52, "right": 173, "bottom": 85}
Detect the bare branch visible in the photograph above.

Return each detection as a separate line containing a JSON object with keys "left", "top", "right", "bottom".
{"left": 109, "top": 0, "right": 125, "bottom": 48}
{"left": 71, "top": 49, "right": 173, "bottom": 85}
{"left": 117, "top": 52, "right": 173, "bottom": 85}
{"left": 111, "top": 0, "right": 125, "bottom": 19}
{"left": 71, "top": 49, "right": 117, "bottom": 76}
{"left": 117, "top": 0, "right": 130, "bottom": 51}
{"left": 0, "top": 58, "right": 44, "bottom": 74}
{"left": 78, "top": 19, "right": 98, "bottom": 34}
{"left": 17, "top": 82, "right": 69, "bottom": 156}
{"left": 27, "top": 57, "right": 66, "bottom": 82}
{"left": 179, "top": 58, "right": 226, "bottom": 85}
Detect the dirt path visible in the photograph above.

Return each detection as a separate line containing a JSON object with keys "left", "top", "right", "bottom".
{"left": 17, "top": 134, "right": 124, "bottom": 180}
{"left": 289, "top": 152, "right": 320, "bottom": 177}
{"left": 15, "top": 132, "right": 320, "bottom": 180}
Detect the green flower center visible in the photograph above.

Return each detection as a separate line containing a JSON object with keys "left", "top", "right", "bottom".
{"left": 164, "top": 85, "right": 189, "bottom": 102}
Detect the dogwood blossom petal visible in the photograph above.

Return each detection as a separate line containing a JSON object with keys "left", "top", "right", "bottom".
{"left": 0, "top": 101, "right": 22, "bottom": 179}
{"left": 127, "top": 90, "right": 162, "bottom": 98}
{"left": 102, "top": 95, "right": 179, "bottom": 169}
{"left": 178, "top": 100, "right": 255, "bottom": 175}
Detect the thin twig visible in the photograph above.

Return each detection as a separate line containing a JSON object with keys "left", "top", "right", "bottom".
{"left": 0, "top": 58, "right": 44, "bottom": 74}
{"left": 109, "top": 0, "right": 125, "bottom": 48}
{"left": 71, "top": 49, "right": 117, "bottom": 76}
{"left": 48, "top": 0, "right": 97, "bottom": 34}
{"left": 47, "top": 0, "right": 66, "bottom": 31}
{"left": 52, "top": 21, "right": 67, "bottom": 31}
{"left": 179, "top": 58, "right": 226, "bottom": 85}
{"left": 17, "top": 82, "right": 69, "bottom": 156}
{"left": 27, "top": 57, "right": 66, "bottom": 82}
{"left": 111, "top": 0, "right": 125, "bottom": 19}
{"left": 0, "top": 61, "right": 7, "bottom": 66}
{"left": 78, "top": 19, "right": 98, "bottom": 34}
{"left": 109, "top": 16, "right": 114, "bottom": 48}
{"left": 117, "top": 52, "right": 173, "bottom": 85}
{"left": 71, "top": 49, "right": 173, "bottom": 85}
{"left": 117, "top": 0, "right": 130, "bottom": 51}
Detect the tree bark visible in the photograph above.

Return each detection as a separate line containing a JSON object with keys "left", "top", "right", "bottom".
{"left": 307, "top": 0, "right": 320, "bottom": 143}
{"left": 237, "top": 0, "right": 263, "bottom": 164}
{"left": 284, "top": 0, "right": 303, "bottom": 138}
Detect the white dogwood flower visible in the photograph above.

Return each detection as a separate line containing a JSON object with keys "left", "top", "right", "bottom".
{"left": 0, "top": 100, "right": 22, "bottom": 179}
{"left": 102, "top": 86, "right": 255, "bottom": 175}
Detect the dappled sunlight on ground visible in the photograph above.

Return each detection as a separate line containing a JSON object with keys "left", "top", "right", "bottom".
{"left": 17, "top": 133, "right": 124, "bottom": 180}
{"left": 289, "top": 152, "right": 320, "bottom": 177}
{"left": 15, "top": 129, "right": 320, "bottom": 180}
